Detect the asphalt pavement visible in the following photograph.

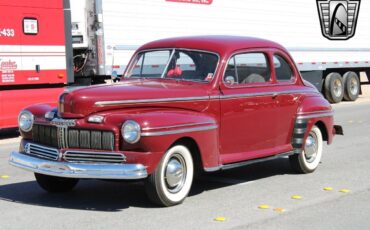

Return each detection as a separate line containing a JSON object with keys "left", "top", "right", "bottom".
{"left": 0, "top": 89, "right": 370, "bottom": 230}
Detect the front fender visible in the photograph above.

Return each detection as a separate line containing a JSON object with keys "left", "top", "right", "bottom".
{"left": 103, "top": 109, "right": 220, "bottom": 174}
{"left": 19, "top": 103, "right": 56, "bottom": 139}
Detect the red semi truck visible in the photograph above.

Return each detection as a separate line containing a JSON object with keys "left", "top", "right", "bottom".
{"left": 0, "top": 0, "right": 73, "bottom": 129}
{"left": 1, "top": 0, "right": 370, "bottom": 130}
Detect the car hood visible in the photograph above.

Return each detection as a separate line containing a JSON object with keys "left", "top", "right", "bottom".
{"left": 60, "top": 79, "right": 211, "bottom": 118}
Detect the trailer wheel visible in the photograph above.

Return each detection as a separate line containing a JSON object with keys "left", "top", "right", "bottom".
{"left": 324, "top": 72, "right": 344, "bottom": 103}
{"left": 343, "top": 72, "right": 360, "bottom": 101}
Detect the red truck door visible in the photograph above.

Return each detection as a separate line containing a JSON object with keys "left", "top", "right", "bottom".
{"left": 0, "top": 0, "right": 70, "bottom": 129}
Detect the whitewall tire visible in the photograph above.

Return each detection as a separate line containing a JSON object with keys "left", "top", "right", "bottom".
{"left": 145, "top": 145, "right": 194, "bottom": 206}
{"left": 290, "top": 125, "right": 323, "bottom": 173}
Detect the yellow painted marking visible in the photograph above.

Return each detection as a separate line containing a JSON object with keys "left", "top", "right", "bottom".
{"left": 0, "top": 175, "right": 9, "bottom": 179}
{"left": 214, "top": 217, "right": 226, "bottom": 222}
{"left": 273, "top": 208, "right": 285, "bottom": 213}
{"left": 291, "top": 195, "right": 302, "bottom": 200}
{"left": 339, "top": 189, "right": 350, "bottom": 193}
{"left": 348, "top": 120, "right": 354, "bottom": 123}
{"left": 258, "top": 204, "right": 270, "bottom": 209}
{"left": 323, "top": 187, "right": 333, "bottom": 191}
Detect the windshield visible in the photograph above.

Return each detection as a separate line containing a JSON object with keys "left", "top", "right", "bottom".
{"left": 125, "top": 49, "right": 219, "bottom": 82}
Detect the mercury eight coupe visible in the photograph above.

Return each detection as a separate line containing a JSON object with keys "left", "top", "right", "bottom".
{"left": 9, "top": 36, "right": 342, "bottom": 206}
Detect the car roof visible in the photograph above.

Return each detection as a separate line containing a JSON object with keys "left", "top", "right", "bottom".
{"left": 138, "top": 35, "right": 287, "bottom": 54}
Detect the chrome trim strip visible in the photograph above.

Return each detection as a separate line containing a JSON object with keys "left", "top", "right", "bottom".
{"left": 204, "top": 166, "right": 222, "bottom": 172}
{"left": 219, "top": 89, "right": 318, "bottom": 100}
{"left": 141, "top": 125, "right": 218, "bottom": 137}
{"left": 63, "top": 150, "right": 126, "bottom": 162}
{"left": 296, "top": 111, "right": 334, "bottom": 119}
{"left": 95, "top": 89, "right": 319, "bottom": 106}
{"left": 95, "top": 96, "right": 210, "bottom": 106}
{"left": 293, "top": 139, "right": 304, "bottom": 144}
{"left": 141, "top": 122, "right": 216, "bottom": 131}
{"left": 9, "top": 151, "right": 147, "bottom": 180}
{"left": 160, "top": 49, "right": 175, "bottom": 78}
{"left": 50, "top": 118, "right": 76, "bottom": 127}
{"left": 294, "top": 128, "right": 306, "bottom": 134}
{"left": 220, "top": 151, "right": 295, "bottom": 171}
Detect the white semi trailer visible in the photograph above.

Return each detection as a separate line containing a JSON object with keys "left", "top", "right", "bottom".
{"left": 70, "top": 0, "right": 370, "bottom": 103}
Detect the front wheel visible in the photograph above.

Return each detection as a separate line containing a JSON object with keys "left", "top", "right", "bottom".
{"left": 145, "top": 145, "right": 194, "bottom": 207}
{"left": 34, "top": 173, "right": 79, "bottom": 193}
{"left": 290, "top": 125, "right": 323, "bottom": 174}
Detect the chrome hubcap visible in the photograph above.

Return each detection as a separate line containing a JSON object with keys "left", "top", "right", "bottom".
{"left": 304, "top": 133, "right": 318, "bottom": 163}
{"left": 333, "top": 79, "right": 342, "bottom": 97}
{"left": 350, "top": 77, "right": 359, "bottom": 95}
{"left": 165, "top": 154, "right": 186, "bottom": 193}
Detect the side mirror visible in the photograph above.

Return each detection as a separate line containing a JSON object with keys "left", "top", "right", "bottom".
{"left": 111, "top": 70, "right": 120, "bottom": 83}
{"left": 225, "top": 76, "right": 236, "bottom": 85}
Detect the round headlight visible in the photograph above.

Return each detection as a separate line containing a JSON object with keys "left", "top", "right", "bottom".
{"left": 18, "top": 110, "right": 34, "bottom": 132}
{"left": 121, "top": 120, "right": 141, "bottom": 144}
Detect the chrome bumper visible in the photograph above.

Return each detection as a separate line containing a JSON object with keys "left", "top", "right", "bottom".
{"left": 9, "top": 151, "right": 148, "bottom": 180}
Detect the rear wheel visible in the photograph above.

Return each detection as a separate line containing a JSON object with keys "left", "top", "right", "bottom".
{"left": 343, "top": 71, "right": 360, "bottom": 101}
{"left": 324, "top": 72, "right": 344, "bottom": 103}
{"left": 145, "top": 145, "right": 194, "bottom": 207}
{"left": 290, "top": 125, "right": 323, "bottom": 174}
{"left": 34, "top": 173, "right": 79, "bottom": 193}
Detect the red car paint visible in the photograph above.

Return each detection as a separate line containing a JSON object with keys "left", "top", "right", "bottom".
{"left": 20, "top": 36, "right": 336, "bottom": 174}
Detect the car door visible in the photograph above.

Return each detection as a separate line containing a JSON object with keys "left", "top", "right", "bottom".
{"left": 271, "top": 52, "right": 302, "bottom": 149}
{"left": 219, "top": 50, "right": 283, "bottom": 164}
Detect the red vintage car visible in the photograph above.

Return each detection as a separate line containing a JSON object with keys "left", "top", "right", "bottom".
{"left": 9, "top": 36, "right": 342, "bottom": 206}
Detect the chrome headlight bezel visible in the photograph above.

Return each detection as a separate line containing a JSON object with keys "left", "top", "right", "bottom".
{"left": 121, "top": 120, "right": 141, "bottom": 144}
{"left": 18, "top": 110, "right": 34, "bottom": 132}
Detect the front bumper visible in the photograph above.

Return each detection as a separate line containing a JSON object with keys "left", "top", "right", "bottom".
{"left": 9, "top": 151, "right": 148, "bottom": 180}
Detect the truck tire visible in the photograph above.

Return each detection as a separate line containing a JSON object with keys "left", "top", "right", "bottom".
{"left": 35, "top": 173, "right": 79, "bottom": 193}
{"left": 324, "top": 72, "right": 344, "bottom": 103}
{"left": 289, "top": 125, "right": 323, "bottom": 174}
{"left": 145, "top": 145, "right": 194, "bottom": 207}
{"left": 343, "top": 71, "right": 360, "bottom": 101}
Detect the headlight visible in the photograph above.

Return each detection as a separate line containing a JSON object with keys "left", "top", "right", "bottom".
{"left": 18, "top": 110, "right": 34, "bottom": 132}
{"left": 121, "top": 120, "right": 141, "bottom": 144}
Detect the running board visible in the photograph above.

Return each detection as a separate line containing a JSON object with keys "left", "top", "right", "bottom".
{"left": 205, "top": 151, "right": 295, "bottom": 172}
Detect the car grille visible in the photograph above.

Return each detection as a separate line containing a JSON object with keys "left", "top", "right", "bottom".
{"left": 25, "top": 143, "right": 59, "bottom": 161}
{"left": 32, "top": 124, "right": 115, "bottom": 151}
{"left": 64, "top": 151, "right": 125, "bottom": 163}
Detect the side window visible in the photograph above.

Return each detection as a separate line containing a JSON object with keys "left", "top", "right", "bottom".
{"left": 176, "top": 52, "right": 196, "bottom": 71}
{"left": 224, "top": 52, "right": 270, "bottom": 85}
{"left": 273, "top": 55, "right": 294, "bottom": 81}
{"left": 23, "top": 18, "right": 38, "bottom": 35}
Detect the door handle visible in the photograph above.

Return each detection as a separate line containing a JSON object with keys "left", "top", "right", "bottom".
{"left": 272, "top": 93, "right": 279, "bottom": 99}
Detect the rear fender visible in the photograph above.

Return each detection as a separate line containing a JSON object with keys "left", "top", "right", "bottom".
{"left": 293, "top": 96, "right": 334, "bottom": 153}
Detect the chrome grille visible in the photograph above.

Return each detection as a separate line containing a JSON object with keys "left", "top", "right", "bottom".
{"left": 25, "top": 143, "right": 59, "bottom": 161}
{"left": 64, "top": 151, "right": 125, "bottom": 163}
{"left": 32, "top": 124, "right": 115, "bottom": 151}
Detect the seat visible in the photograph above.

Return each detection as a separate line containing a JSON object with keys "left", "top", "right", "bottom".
{"left": 241, "top": 73, "right": 265, "bottom": 84}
